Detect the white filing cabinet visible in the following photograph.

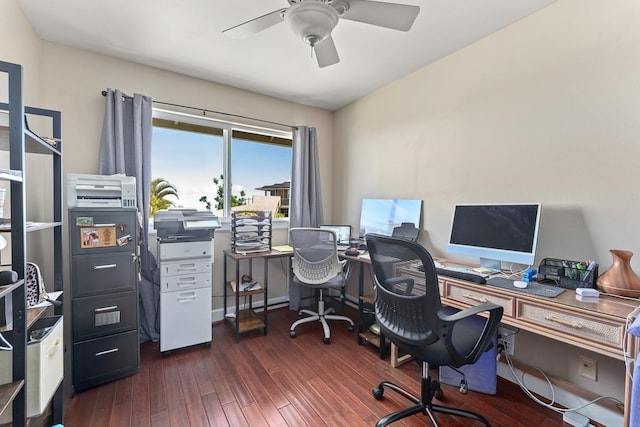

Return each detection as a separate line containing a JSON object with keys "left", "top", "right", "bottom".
{"left": 158, "top": 240, "right": 213, "bottom": 354}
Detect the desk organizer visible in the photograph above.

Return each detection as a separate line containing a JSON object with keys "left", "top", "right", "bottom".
{"left": 231, "top": 210, "right": 272, "bottom": 254}
{"left": 537, "top": 258, "right": 598, "bottom": 290}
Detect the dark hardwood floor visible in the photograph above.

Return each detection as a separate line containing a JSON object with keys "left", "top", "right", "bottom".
{"left": 64, "top": 306, "right": 568, "bottom": 426}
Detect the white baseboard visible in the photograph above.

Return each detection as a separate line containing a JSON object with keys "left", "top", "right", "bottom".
{"left": 497, "top": 361, "right": 622, "bottom": 426}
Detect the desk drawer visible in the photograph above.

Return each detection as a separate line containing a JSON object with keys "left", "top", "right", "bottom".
{"left": 160, "top": 271, "right": 210, "bottom": 292}
{"left": 517, "top": 300, "right": 624, "bottom": 350}
{"left": 160, "top": 259, "right": 211, "bottom": 277}
{"left": 444, "top": 282, "right": 515, "bottom": 318}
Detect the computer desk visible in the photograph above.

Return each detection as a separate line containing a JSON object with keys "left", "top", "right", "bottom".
{"left": 341, "top": 252, "right": 640, "bottom": 426}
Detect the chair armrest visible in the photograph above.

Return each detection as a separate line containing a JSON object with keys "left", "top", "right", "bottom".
{"left": 384, "top": 276, "right": 415, "bottom": 295}
{"left": 441, "top": 302, "right": 504, "bottom": 366}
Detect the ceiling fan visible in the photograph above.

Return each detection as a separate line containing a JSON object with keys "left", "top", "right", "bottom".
{"left": 222, "top": 0, "right": 420, "bottom": 68}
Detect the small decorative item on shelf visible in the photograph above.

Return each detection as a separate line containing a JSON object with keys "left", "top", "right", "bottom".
{"left": 597, "top": 249, "right": 640, "bottom": 297}
{"left": 231, "top": 210, "right": 272, "bottom": 254}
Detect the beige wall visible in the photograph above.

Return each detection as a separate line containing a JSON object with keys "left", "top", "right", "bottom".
{"left": 334, "top": 0, "right": 638, "bottom": 416}
{"left": 3, "top": 0, "right": 637, "bottom": 421}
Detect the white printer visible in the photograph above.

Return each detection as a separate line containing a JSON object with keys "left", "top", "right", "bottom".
{"left": 66, "top": 173, "right": 136, "bottom": 208}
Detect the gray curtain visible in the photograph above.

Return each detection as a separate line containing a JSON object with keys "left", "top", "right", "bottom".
{"left": 288, "top": 126, "right": 324, "bottom": 310}
{"left": 98, "top": 89, "right": 159, "bottom": 342}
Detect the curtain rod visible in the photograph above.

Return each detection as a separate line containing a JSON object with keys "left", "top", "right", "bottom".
{"left": 101, "top": 90, "right": 294, "bottom": 129}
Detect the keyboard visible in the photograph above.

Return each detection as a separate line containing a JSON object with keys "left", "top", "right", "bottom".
{"left": 435, "top": 267, "right": 486, "bottom": 284}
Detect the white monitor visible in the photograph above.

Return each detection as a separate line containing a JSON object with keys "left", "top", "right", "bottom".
{"left": 446, "top": 203, "right": 541, "bottom": 270}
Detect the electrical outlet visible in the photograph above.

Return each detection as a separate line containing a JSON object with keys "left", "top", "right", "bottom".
{"left": 579, "top": 356, "right": 597, "bottom": 380}
{"left": 497, "top": 327, "right": 515, "bottom": 356}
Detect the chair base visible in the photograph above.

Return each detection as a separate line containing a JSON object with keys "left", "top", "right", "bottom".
{"left": 373, "top": 367, "right": 490, "bottom": 427}
{"left": 289, "top": 293, "right": 354, "bottom": 343}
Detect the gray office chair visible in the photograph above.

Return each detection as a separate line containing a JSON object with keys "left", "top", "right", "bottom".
{"left": 366, "top": 234, "right": 503, "bottom": 427}
{"left": 289, "top": 227, "right": 355, "bottom": 344}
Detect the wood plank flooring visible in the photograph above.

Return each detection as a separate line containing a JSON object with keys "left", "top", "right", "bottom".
{"left": 64, "top": 306, "right": 570, "bottom": 426}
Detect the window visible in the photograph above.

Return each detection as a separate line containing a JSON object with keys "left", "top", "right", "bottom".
{"left": 151, "top": 109, "right": 292, "bottom": 218}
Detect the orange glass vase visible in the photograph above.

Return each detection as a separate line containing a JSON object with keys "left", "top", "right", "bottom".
{"left": 597, "top": 250, "right": 640, "bottom": 297}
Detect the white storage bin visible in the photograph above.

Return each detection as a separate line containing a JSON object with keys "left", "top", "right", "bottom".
{"left": 0, "top": 315, "right": 64, "bottom": 420}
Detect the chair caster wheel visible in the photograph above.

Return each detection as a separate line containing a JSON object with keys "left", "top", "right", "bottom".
{"left": 372, "top": 386, "right": 384, "bottom": 400}
{"left": 323, "top": 337, "right": 330, "bottom": 344}
{"left": 459, "top": 380, "right": 468, "bottom": 394}
{"left": 289, "top": 330, "right": 296, "bottom": 338}
{"left": 347, "top": 324, "right": 354, "bottom": 332}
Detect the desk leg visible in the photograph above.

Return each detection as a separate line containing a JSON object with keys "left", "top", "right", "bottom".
{"left": 223, "top": 253, "right": 228, "bottom": 317}
{"left": 263, "top": 259, "right": 269, "bottom": 335}
{"left": 357, "top": 261, "right": 365, "bottom": 345}
{"left": 234, "top": 259, "right": 241, "bottom": 343}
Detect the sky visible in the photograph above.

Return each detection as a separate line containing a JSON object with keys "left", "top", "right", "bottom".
{"left": 152, "top": 127, "right": 292, "bottom": 210}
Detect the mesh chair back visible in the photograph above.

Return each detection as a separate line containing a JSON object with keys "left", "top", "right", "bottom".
{"left": 367, "top": 234, "right": 503, "bottom": 367}
{"left": 366, "top": 234, "right": 442, "bottom": 349}
{"left": 290, "top": 228, "right": 343, "bottom": 285}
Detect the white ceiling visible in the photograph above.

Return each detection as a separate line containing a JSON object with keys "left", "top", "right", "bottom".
{"left": 18, "top": 0, "right": 556, "bottom": 111}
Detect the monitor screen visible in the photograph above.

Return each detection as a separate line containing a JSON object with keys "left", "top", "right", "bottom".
{"left": 359, "top": 199, "right": 422, "bottom": 237}
{"left": 446, "top": 203, "right": 541, "bottom": 269}
{"left": 318, "top": 225, "right": 352, "bottom": 245}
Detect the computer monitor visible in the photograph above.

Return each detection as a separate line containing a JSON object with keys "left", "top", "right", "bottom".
{"left": 359, "top": 199, "right": 422, "bottom": 237}
{"left": 446, "top": 203, "right": 541, "bottom": 270}
{"left": 318, "top": 224, "right": 352, "bottom": 246}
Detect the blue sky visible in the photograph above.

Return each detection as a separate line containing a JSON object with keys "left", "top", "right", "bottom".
{"left": 152, "top": 127, "right": 291, "bottom": 209}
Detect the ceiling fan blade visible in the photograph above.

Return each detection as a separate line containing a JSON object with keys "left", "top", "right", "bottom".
{"left": 314, "top": 36, "right": 340, "bottom": 68}
{"left": 340, "top": 0, "right": 420, "bottom": 31}
{"left": 222, "top": 8, "right": 287, "bottom": 39}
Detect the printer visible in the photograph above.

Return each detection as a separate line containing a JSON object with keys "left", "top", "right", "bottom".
{"left": 153, "top": 208, "right": 221, "bottom": 242}
{"left": 66, "top": 173, "right": 136, "bottom": 208}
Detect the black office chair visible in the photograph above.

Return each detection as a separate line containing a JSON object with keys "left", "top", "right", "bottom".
{"left": 366, "top": 234, "right": 503, "bottom": 427}
{"left": 289, "top": 228, "right": 355, "bottom": 343}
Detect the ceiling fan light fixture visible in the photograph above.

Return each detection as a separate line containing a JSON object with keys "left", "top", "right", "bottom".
{"left": 284, "top": 1, "right": 339, "bottom": 47}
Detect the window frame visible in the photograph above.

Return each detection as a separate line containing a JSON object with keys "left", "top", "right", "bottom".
{"left": 152, "top": 108, "right": 292, "bottom": 218}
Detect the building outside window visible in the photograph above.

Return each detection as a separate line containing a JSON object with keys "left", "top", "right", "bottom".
{"left": 151, "top": 109, "right": 292, "bottom": 218}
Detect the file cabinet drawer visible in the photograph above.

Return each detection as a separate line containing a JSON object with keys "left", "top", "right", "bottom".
{"left": 517, "top": 300, "right": 624, "bottom": 350}
{"left": 69, "top": 207, "right": 138, "bottom": 255}
{"left": 72, "top": 291, "right": 137, "bottom": 341}
{"left": 73, "top": 330, "right": 139, "bottom": 392}
{"left": 72, "top": 252, "right": 137, "bottom": 297}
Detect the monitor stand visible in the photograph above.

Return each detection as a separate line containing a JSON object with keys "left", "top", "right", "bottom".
{"left": 479, "top": 257, "right": 501, "bottom": 273}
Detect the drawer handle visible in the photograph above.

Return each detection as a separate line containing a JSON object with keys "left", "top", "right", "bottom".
{"left": 178, "top": 292, "right": 197, "bottom": 302}
{"left": 545, "top": 316, "right": 584, "bottom": 329}
{"left": 95, "top": 305, "right": 118, "bottom": 312}
{"left": 463, "top": 293, "right": 488, "bottom": 303}
{"left": 95, "top": 348, "right": 119, "bottom": 356}
{"left": 47, "top": 338, "right": 61, "bottom": 357}
{"left": 178, "top": 277, "right": 198, "bottom": 285}
{"left": 94, "top": 264, "right": 117, "bottom": 270}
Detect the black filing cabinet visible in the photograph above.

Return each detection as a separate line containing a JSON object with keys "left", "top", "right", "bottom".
{"left": 69, "top": 207, "right": 140, "bottom": 394}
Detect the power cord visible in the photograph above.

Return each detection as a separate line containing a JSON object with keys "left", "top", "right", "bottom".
{"left": 497, "top": 346, "right": 622, "bottom": 423}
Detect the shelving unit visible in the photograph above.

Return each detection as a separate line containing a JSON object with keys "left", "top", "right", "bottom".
{"left": 231, "top": 210, "right": 272, "bottom": 254}
{"left": 0, "top": 60, "right": 64, "bottom": 427}
{"left": 223, "top": 249, "right": 292, "bottom": 342}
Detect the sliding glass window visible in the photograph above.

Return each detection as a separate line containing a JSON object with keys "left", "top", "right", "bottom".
{"left": 151, "top": 109, "right": 292, "bottom": 218}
